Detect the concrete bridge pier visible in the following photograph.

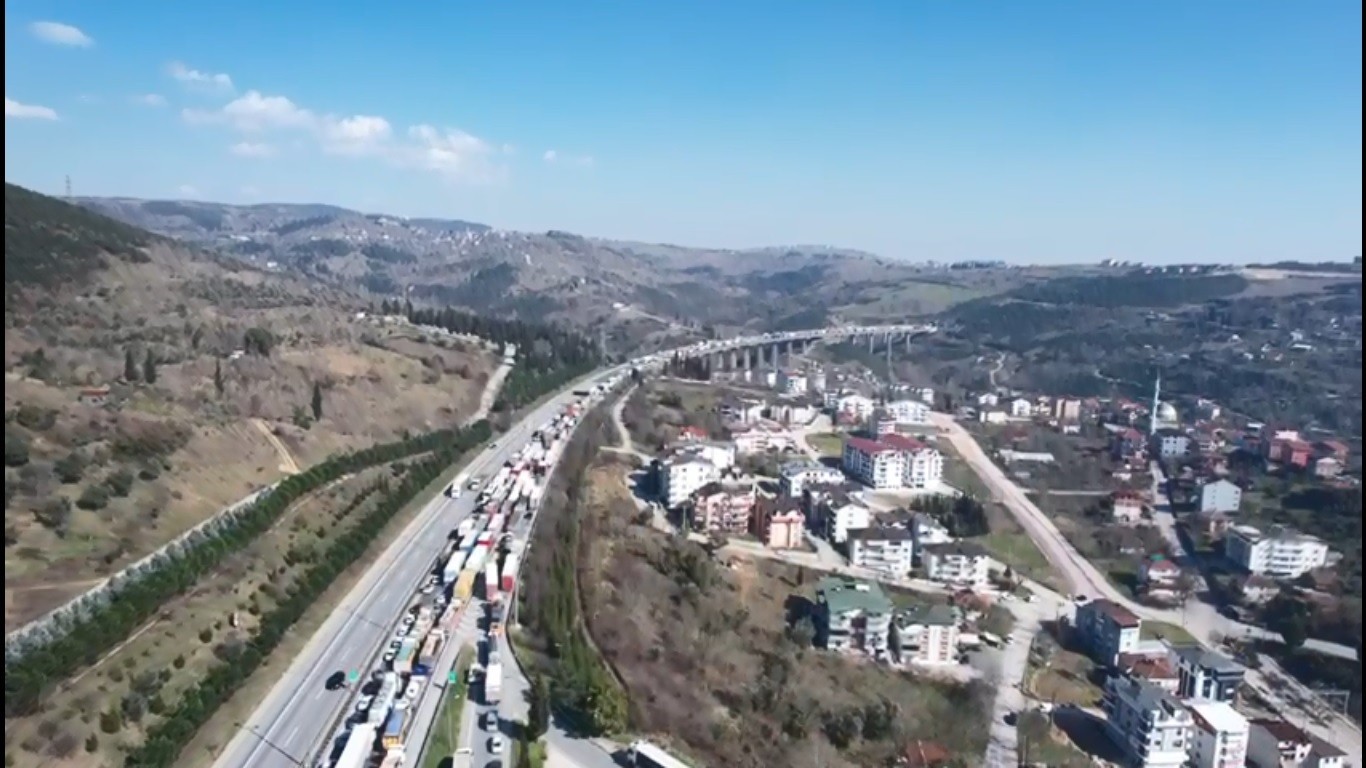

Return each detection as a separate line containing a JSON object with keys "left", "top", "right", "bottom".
{"left": 769, "top": 343, "right": 780, "bottom": 369}
{"left": 728, "top": 350, "right": 738, "bottom": 371}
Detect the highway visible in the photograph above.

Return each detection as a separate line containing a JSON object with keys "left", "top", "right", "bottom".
{"left": 211, "top": 375, "right": 620, "bottom": 768}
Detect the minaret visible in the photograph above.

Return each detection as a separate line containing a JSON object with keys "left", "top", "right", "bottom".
{"left": 1150, "top": 372, "right": 1162, "bottom": 436}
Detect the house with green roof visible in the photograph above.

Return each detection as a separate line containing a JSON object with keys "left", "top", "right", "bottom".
{"left": 815, "top": 576, "right": 894, "bottom": 657}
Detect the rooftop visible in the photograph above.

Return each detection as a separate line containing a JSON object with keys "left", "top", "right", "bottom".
{"left": 816, "top": 576, "right": 894, "bottom": 617}
{"left": 1082, "top": 599, "right": 1141, "bottom": 628}
{"left": 920, "top": 541, "right": 990, "bottom": 559}
{"left": 899, "top": 604, "right": 959, "bottom": 627}
{"left": 1187, "top": 701, "right": 1248, "bottom": 734}
{"left": 1248, "top": 717, "right": 1310, "bottom": 744}
{"left": 1118, "top": 654, "right": 1177, "bottom": 681}
{"left": 1172, "top": 646, "right": 1244, "bottom": 675}
{"left": 845, "top": 436, "right": 896, "bottom": 455}
{"left": 1109, "top": 676, "right": 1186, "bottom": 715}
{"left": 848, "top": 526, "right": 914, "bottom": 543}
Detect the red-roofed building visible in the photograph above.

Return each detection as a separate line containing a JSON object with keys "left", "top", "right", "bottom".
{"left": 1075, "top": 599, "right": 1142, "bottom": 665}
{"left": 842, "top": 434, "right": 943, "bottom": 490}
{"left": 1118, "top": 653, "right": 1180, "bottom": 693}
{"left": 677, "top": 425, "right": 708, "bottom": 442}
{"left": 1267, "top": 438, "right": 1314, "bottom": 469}
{"left": 1111, "top": 489, "right": 1144, "bottom": 524}
{"left": 1140, "top": 555, "right": 1183, "bottom": 604}
{"left": 1314, "top": 440, "right": 1349, "bottom": 462}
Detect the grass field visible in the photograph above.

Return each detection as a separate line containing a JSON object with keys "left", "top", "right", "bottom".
{"left": 805, "top": 432, "right": 845, "bottom": 458}
{"left": 1016, "top": 710, "right": 1093, "bottom": 768}
{"left": 422, "top": 647, "right": 474, "bottom": 768}
{"left": 1141, "top": 620, "right": 1197, "bottom": 646}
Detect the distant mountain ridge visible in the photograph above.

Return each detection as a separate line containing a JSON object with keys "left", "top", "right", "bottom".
{"left": 73, "top": 195, "right": 1017, "bottom": 348}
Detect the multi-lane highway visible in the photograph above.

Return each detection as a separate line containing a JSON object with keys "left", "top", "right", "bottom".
{"left": 211, "top": 371, "right": 625, "bottom": 768}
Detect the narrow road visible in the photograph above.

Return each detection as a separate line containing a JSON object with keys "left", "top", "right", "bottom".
{"left": 252, "top": 418, "right": 301, "bottom": 474}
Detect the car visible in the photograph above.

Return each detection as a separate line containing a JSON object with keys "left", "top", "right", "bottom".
{"left": 1073, "top": 594, "right": 1088, "bottom": 604}
{"left": 1003, "top": 711, "right": 1018, "bottom": 726}
{"left": 383, "top": 651, "right": 396, "bottom": 664}
{"left": 325, "top": 671, "right": 347, "bottom": 691}
{"left": 390, "top": 639, "right": 402, "bottom": 649}
{"left": 355, "top": 695, "right": 374, "bottom": 713}
{"left": 484, "top": 711, "right": 498, "bottom": 730}
{"left": 421, "top": 585, "right": 435, "bottom": 596}
{"left": 488, "top": 736, "right": 505, "bottom": 754}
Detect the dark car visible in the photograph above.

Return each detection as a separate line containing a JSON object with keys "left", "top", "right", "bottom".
{"left": 325, "top": 671, "right": 347, "bottom": 690}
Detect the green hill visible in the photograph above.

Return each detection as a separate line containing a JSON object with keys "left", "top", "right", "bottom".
{"left": 4, "top": 182, "right": 152, "bottom": 291}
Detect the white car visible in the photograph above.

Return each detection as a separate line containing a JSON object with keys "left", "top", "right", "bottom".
{"left": 484, "top": 711, "right": 498, "bottom": 730}
{"left": 355, "top": 695, "right": 374, "bottom": 713}
{"left": 383, "top": 651, "right": 396, "bottom": 664}
{"left": 488, "top": 736, "right": 504, "bottom": 754}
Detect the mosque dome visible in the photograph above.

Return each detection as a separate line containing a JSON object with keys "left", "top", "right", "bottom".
{"left": 1156, "top": 402, "right": 1179, "bottom": 423}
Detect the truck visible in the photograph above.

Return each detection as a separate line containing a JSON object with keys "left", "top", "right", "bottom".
{"left": 441, "top": 551, "right": 466, "bottom": 585}
{"left": 454, "top": 569, "right": 478, "bottom": 601}
{"left": 418, "top": 631, "right": 444, "bottom": 672}
{"left": 443, "top": 481, "right": 461, "bottom": 499}
{"left": 483, "top": 662, "right": 503, "bottom": 704}
{"left": 382, "top": 708, "right": 407, "bottom": 749}
{"left": 334, "top": 723, "right": 378, "bottom": 768}
{"left": 500, "top": 553, "right": 520, "bottom": 593}
{"left": 393, "top": 637, "right": 418, "bottom": 675}
{"left": 367, "top": 672, "right": 399, "bottom": 725}
{"left": 378, "top": 747, "right": 405, "bottom": 768}
{"left": 483, "top": 562, "right": 500, "bottom": 601}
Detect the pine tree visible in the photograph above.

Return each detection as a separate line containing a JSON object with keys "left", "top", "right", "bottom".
{"left": 526, "top": 673, "right": 550, "bottom": 740}
{"left": 213, "top": 359, "right": 225, "bottom": 396}
{"left": 311, "top": 382, "right": 324, "bottom": 421}
{"left": 124, "top": 349, "right": 139, "bottom": 383}
{"left": 142, "top": 350, "right": 158, "bottom": 384}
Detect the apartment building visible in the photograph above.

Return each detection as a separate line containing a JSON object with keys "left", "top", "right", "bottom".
{"left": 1102, "top": 676, "right": 1193, "bottom": 768}
{"left": 895, "top": 604, "right": 961, "bottom": 665}
{"left": 825, "top": 501, "right": 872, "bottom": 545}
{"left": 1172, "top": 647, "right": 1245, "bottom": 704}
{"left": 753, "top": 497, "right": 806, "bottom": 549}
{"left": 1186, "top": 701, "right": 1249, "bottom": 768}
{"left": 1053, "top": 398, "right": 1083, "bottom": 422}
{"left": 815, "top": 577, "right": 894, "bottom": 657}
{"left": 920, "top": 543, "right": 990, "bottom": 588}
{"left": 1152, "top": 430, "right": 1192, "bottom": 459}
{"left": 909, "top": 512, "right": 954, "bottom": 550}
{"left": 731, "top": 423, "right": 796, "bottom": 455}
{"left": 1225, "top": 524, "right": 1329, "bottom": 579}
{"left": 779, "top": 460, "right": 844, "bottom": 497}
{"left": 1198, "top": 479, "right": 1242, "bottom": 515}
{"left": 1009, "top": 398, "right": 1033, "bottom": 418}
{"left": 1075, "top": 599, "right": 1142, "bottom": 666}
{"left": 834, "top": 393, "right": 876, "bottom": 420}
{"left": 688, "top": 481, "right": 757, "bottom": 535}
{"left": 847, "top": 527, "right": 915, "bottom": 577}
{"left": 776, "top": 369, "right": 807, "bottom": 396}
{"left": 842, "top": 435, "right": 943, "bottom": 491}
{"left": 1246, "top": 720, "right": 1347, "bottom": 768}
{"left": 1112, "top": 489, "right": 1145, "bottom": 525}
{"left": 1139, "top": 555, "right": 1183, "bottom": 604}
{"left": 886, "top": 399, "right": 930, "bottom": 424}
{"left": 660, "top": 455, "right": 720, "bottom": 508}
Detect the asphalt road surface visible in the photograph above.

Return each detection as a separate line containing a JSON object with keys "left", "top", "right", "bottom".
{"left": 211, "top": 378, "right": 618, "bottom": 768}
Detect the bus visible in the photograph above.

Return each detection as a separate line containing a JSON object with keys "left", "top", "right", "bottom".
{"left": 628, "top": 740, "right": 694, "bottom": 768}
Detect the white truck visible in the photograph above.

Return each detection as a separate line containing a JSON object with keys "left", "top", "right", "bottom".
{"left": 483, "top": 662, "right": 502, "bottom": 704}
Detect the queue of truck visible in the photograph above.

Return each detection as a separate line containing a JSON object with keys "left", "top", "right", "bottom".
{"left": 319, "top": 368, "right": 638, "bottom": 768}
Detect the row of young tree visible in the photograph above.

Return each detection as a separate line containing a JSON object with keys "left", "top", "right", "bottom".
{"left": 121, "top": 427, "right": 491, "bottom": 766}
{"left": 519, "top": 407, "right": 629, "bottom": 736}
{"left": 397, "top": 304, "right": 600, "bottom": 373}
{"left": 4, "top": 420, "right": 493, "bottom": 717}
{"left": 494, "top": 359, "right": 598, "bottom": 413}
{"left": 662, "top": 353, "right": 711, "bottom": 381}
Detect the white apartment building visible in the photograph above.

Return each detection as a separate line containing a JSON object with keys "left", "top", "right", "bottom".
{"left": 847, "top": 527, "right": 915, "bottom": 577}
{"left": 1187, "top": 701, "right": 1249, "bottom": 768}
{"left": 1199, "top": 479, "right": 1242, "bottom": 515}
{"left": 842, "top": 435, "right": 944, "bottom": 491}
{"left": 1225, "top": 525, "right": 1329, "bottom": 579}
{"left": 731, "top": 424, "right": 796, "bottom": 455}
{"left": 915, "top": 387, "right": 935, "bottom": 404}
{"left": 1010, "top": 398, "right": 1033, "bottom": 418}
{"left": 826, "top": 502, "right": 872, "bottom": 545}
{"left": 886, "top": 399, "right": 930, "bottom": 424}
{"left": 1247, "top": 718, "right": 1346, "bottom": 768}
{"left": 778, "top": 460, "right": 844, "bottom": 498}
{"left": 660, "top": 456, "right": 720, "bottom": 509}
{"left": 816, "top": 577, "right": 894, "bottom": 657}
{"left": 920, "top": 543, "right": 990, "bottom": 588}
{"left": 910, "top": 513, "right": 954, "bottom": 549}
{"left": 776, "top": 369, "right": 807, "bottom": 396}
{"left": 895, "top": 604, "right": 960, "bottom": 665}
{"left": 835, "top": 394, "right": 876, "bottom": 420}
{"left": 1103, "top": 677, "right": 1193, "bottom": 768}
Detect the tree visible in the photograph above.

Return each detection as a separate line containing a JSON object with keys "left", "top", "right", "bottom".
{"left": 143, "top": 350, "right": 158, "bottom": 384}
{"left": 54, "top": 451, "right": 86, "bottom": 483}
{"left": 526, "top": 673, "right": 551, "bottom": 740}
{"left": 84, "top": 733, "right": 98, "bottom": 753}
{"left": 311, "top": 382, "right": 324, "bottom": 421}
{"left": 4, "top": 431, "right": 31, "bottom": 467}
{"left": 124, "top": 348, "right": 139, "bottom": 382}
{"left": 514, "top": 736, "right": 535, "bottom": 768}
{"left": 213, "top": 358, "right": 225, "bottom": 396}
{"left": 785, "top": 617, "right": 816, "bottom": 650}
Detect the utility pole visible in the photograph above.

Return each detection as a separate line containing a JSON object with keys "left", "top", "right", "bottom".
{"left": 64, "top": 175, "right": 72, "bottom": 199}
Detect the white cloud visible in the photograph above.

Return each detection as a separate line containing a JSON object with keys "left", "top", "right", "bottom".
{"left": 6, "top": 97, "right": 59, "bottom": 120}
{"left": 543, "top": 149, "right": 593, "bottom": 167}
{"left": 183, "top": 88, "right": 503, "bottom": 183}
{"left": 230, "top": 141, "right": 276, "bottom": 158}
{"left": 167, "top": 61, "right": 234, "bottom": 92}
{"left": 30, "top": 21, "right": 93, "bottom": 47}
{"left": 133, "top": 93, "right": 167, "bottom": 107}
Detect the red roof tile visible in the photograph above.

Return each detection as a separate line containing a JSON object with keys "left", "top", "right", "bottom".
{"left": 882, "top": 433, "right": 928, "bottom": 452}
{"left": 845, "top": 436, "right": 895, "bottom": 454}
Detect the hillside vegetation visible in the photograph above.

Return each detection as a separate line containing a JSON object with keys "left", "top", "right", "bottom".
{"left": 4, "top": 183, "right": 500, "bottom": 629}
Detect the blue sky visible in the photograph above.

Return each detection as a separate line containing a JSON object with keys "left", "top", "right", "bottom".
{"left": 5, "top": 1, "right": 1361, "bottom": 263}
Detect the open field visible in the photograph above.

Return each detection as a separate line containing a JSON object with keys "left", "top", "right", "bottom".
{"left": 3, "top": 463, "right": 404, "bottom": 768}
{"left": 619, "top": 379, "right": 734, "bottom": 451}
{"left": 565, "top": 451, "right": 992, "bottom": 767}
{"left": 1016, "top": 710, "right": 1094, "bottom": 768}
{"left": 805, "top": 432, "right": 844, "bottom": 458}
{"left": 5, "top": 323, "right": 494, "bottom": 629}
{"left": 1141, "top": 620, "right": 1197, "bottom": 646}
{"left": 1025, "top": 631, "right": 1103, "bottom": 709}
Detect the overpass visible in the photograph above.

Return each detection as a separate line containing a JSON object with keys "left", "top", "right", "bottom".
{"left": 673, "top": 323, "right": 937, "bottom": 372}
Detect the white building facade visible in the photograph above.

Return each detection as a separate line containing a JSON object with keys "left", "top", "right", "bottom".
{"left": 848, "top": 528, "right": 915, "bottom": 577}
{"left": 1225, "top": 525, "right": 1329, "bottom": 579}
{"left": 1102, "top": 677, "right": 1192, "bottom": 768}
{"left": 1187, "top": 701, "right": 1249, "bottom": 768}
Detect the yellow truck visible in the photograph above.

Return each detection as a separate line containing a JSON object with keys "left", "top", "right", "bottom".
{"left": 454, "top": 569, "right": 477, "bottom": 602}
